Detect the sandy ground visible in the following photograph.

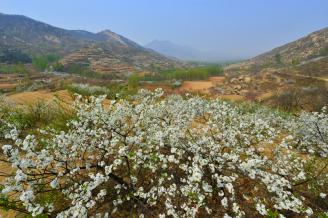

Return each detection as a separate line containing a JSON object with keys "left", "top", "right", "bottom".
{"left": 178, "top": 77, "right": 225, "bottom": 94}
{"left": 208, "top": 76, "right": 225, "bottom": 84}
{"left": 179, "top": 81, "right": 214, "bottom": 93}
{"left": 0, "top": 83, "right": 17, "bottom": 90}
{"left": 8, "top": 90, "right": 72, "bottom": 105}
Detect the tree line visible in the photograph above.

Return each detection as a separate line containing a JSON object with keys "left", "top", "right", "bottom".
{"left": 143, "top": 65, "right": 224, "bottom": 81}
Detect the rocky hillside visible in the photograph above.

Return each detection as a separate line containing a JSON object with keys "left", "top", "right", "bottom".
{"left": 293, "top": 56, "right": 328, "bottom": 77}
{"left": 0, "top": 13, "right": 184, "bottom": 73}
{"left": 226, "top": 27, "right": 328, "bottom": 72}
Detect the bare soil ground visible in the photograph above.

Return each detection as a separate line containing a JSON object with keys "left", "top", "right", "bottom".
{"left": 179, "top": 81, "right": 214, "bottom": 93}
{"left": 208, "top": 76, "right": 225, "bottom": 84}
{"left": 8, "top": 90, "right": 73, "bottom": 105}
{"left": 0, "top": 83, "right": 17, "bottom": 90}
{"left": 178, "top": 76, "right": 225, "bottom": 94}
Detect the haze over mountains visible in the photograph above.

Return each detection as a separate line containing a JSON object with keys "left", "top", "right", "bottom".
{"left": 145, "top": 40, "right": 236, "bottom": 62}
{"left": 145, "top": 40, "right": 200, "bottom": 61}
{"left": 146, "top": 26, "right": 328, "bottom": 65}
{"left": 0, "top": 12, "right": 184, "bottom": 74}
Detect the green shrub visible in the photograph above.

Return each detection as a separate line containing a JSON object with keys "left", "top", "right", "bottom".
{"left": 0, "top": 63, "right": 28, "bottom": 74}
{"left": 127, "top": 73, "right": 140, "bottom": 90}
{"left": 0, "top": 49, "right": 32, "bottom": 64}
{"left": 0, "top": 96, "right": 73, "bottom": 132}
{"left": 32, "top": 56, "right": 49, "bottom": 71}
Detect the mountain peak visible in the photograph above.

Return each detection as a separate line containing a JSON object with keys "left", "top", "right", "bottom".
{"left": 98, "top": 29, "right": 114, "bottom": 34}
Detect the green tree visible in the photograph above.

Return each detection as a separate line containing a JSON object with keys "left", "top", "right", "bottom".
{"left": 53, "top": 63, "right": 65, "bottom": 72}
{"left": 128, "top": 73, "right": 140, "bottom": 90}
{"left": 319, "top": 47, "right": 328, "bottom": 56}
{"left": 17, "top": 63, "right": 28, "bottom": 74}
{"left": 45, "top": 54, "right": 60, "bottom": 63}
{"left": 32, "top": 57, "right": 48, "bottom": 71}
{"left": 0, "top": 49, "right": 32, "bottom": 64}
{"left": 292, "top": 58, "right": 300, "bottom": 66}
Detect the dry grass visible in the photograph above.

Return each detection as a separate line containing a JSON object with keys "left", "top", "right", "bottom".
{"left": 0, "top": 209, "right": 20, "bottom": 218}
{"left": 218, "top": 95, "right": 245, "bottom": 102}
{"left": 0, "top": 160, "right": 20, "bottom": 218}
{"left": 256, "top": 92, "right": 275, "bottom": 102}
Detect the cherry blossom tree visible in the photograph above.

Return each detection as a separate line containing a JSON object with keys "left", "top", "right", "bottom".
{"left": 0, "top": 89, "right": 327, "bottom": 217}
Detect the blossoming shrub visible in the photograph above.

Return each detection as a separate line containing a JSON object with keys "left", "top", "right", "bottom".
{"left": 0, "top": 89, "right": 327, "bottom": 217}
{"left": 67, "top": 83, "right": 111, "bottom": 96}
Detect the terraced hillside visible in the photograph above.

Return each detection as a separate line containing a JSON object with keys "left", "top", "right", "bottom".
{"left": 0, "top": 13, "right": 184, "bottom": 74}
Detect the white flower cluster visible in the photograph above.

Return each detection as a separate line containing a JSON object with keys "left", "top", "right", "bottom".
{"left": 292, "top": 106, "right": 328, "bottom": 157}
{"left": 69, "top": 83, "right": 110, "bottom": 95}
{"left": 0, "top": 89, "right": 327, "bottom": 217}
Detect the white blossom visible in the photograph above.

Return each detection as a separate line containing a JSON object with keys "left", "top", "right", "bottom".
{"left": 0, "top": 90, "right": 327, "bottom": 217}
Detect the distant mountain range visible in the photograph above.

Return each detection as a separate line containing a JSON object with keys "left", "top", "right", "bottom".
{"left": 145, "top": 40, "right": 229, "bottom": 62}
{"left": 145, "top": 40, "right": 202, "bottom": 61}
{"left": 0, "top": 13, "right": 185, "bottom": 74}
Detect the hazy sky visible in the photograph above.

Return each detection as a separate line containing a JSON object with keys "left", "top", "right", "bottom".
{"left": 1, "top": 0, "right": 328, "bottom": 60}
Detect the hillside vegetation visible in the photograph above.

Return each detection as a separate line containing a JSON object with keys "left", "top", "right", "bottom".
{"left": 143, "top": 66, "right": 223, "bottom": 81}
{"left": 226, "top": 27, "right": 328, "bottom": 73}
